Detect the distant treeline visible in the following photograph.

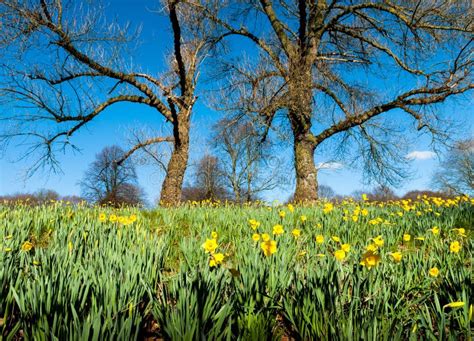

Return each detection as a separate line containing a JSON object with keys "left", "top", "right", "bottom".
{"left": 0, "top": 189, "right": 84, "bottom": 206}
{"left": 0, "top": 188, "right": 460, "bottom": 207}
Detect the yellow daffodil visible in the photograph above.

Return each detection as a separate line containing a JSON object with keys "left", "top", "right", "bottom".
{"left": 273, "top": 224, "right": 284, "bottom": 235}
{"left": 429, "top": 226, "right": 439, "bottom": 235}
{"left": 202, "top": 238, "right": 218, "bottom": 254}
{"left": 331, "top": 236, "right": 340, "bottom": 243}
{"left": 300, "top": 215, "right": 307, "bottom": 223}
{"left": 262, "top": 233, "right": 271, "bottom": 242}
{"left": 450, "top": 241, "right": 461, "bottom": 253}
{"left": 341, "top": 243, "right": 351, "bottom": 252}
{"left": 316, "top": 235, "right": 325, "bottom": 244}
{"left": 454, "top": 228, "right": 466, "bottom": 237}
{"left": 261, "top": 240, "right": 277, "bottom": 256}
{"left": 287, "top": 203, "right": 295, "bottom": 213}
{"left": 279, "top": 210, "right": 286, "bottom": 218}
{"left": 99, "top": 213, "right": 107, "bottom": 222}
{"left": 21, "top": 241, "right": 33, "bottom": 252}
{"left": 209, "top": 253, "right": 225, "bottom": 267}
{"left": 389, "top": 252, "right": 402, "bottom": 263}
{"left": 252, "top": 233, "right": 260, "bottom": 242}
{"left": 292, "top": 228, "right": 301, "bottom": 238}
{"left": 334, "top": 249, "right": 346, "bottom": 261}
{"left": 360, "top": 251, "right": 381, "bottom": 269}
{"left": 211, "top": 231, "right": 218, "bottom": 239}
{"left": 403, "top": 233, "right": 411, "bottom": 242}
{"left": 109, "top": 214, "right": 117, "bottom": 222}
{"left": 323, "top": 203, "right": 334, "bottom": 214}
{"left": 429, "top": 267, "right": 439, "bottom": 277}
{"left": 373, "top": 235, "right": 384, "bottom": 247}
{"left": 366, "top": 244, "right": 378, "bottom": 252}
{"left": 248, "top": 219, "right": 260, "bottom": 230}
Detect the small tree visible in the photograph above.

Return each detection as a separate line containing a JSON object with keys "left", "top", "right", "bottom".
{"left": 433, "top": 139, "right": 474, "bottom": 195}
{"left": 0, "top": 190, "right": 84, "bottom": 206}
{"left": 212, "top": 118, "right": 282, "bottom": 202}
{"left": 370, "top": 185, "right": 398, "bottom": 202}
{"left": 193, "top": 154, "right": 229, "bottom": 201}
{"left": 402, "top": 190, "right": 450, "bottom": 200}
{"left": 35, "top": 189, "right": 60, "bottom": 202}
{"left": 80, "top": 146, "right": 144, "bottom": 206}
{"left": 318, "top": 185, "right": 335, "bottom": 200}
{"left": 181, "top": 185, "right": 207, "bottom": 202}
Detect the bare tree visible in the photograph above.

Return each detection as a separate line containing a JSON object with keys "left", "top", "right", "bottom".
{"left": 369, "top": 185, "right": 398, "bottom": 202}
{"left": 318, "top": 184, "right": 335, "bottom": 199}
{"left": 80, "top": 145, "right": 144, "bottom": 206}
{"left": 0, "top": 0, "right": 219, "bottom": 205}
{"left": 193, "top": 154, "right": 229, "bottom": 201}
{"left": 34, "top": 188, "right": 60, "bottom": 202}
{"left": 433, "top": 138, "right": 474, "bottom": 195}
{"left": 211, "top": 118, "right": 282, "bottom": 202}
{"left": 60, "top": 195, "right": 86, "bottom": 205}
{"left": 191, "top": 0, "right": 473, "bottom": 202}
{"left": 402, "top": 189, "right": 450, "bottom": 200}
{"left": 180, "top": 185, "right": 206, "bottom": 202}
{"left": 0, "top": 189, "right": 58, "bottom": 205}
{"left": 0, "top": 189, "right": 86, "bottom": 206}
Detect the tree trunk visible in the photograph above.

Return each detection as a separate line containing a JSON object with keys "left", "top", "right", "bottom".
{"left": 233, "top": 184, "right": 241, "bottom": 203}
{"left": 288, "top": 70, "right": 318, "bottom": 202}
{"left": 159, "top": 119, "right": 190, "bottom": 206}
{"left": 293, "top": 134, "right": 318, "bottom": 202}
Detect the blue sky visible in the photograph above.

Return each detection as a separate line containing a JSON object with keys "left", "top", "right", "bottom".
{"left": 1, "top": 1, "right": 473, "bottom": 203}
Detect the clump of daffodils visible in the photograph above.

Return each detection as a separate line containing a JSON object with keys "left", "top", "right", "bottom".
{"left": 360, "top": 251, "right": 381, "bottom": 269}
{"left": 202, "top": 232, "right": 225, "bottom": 267}
{"left": 99, "top": 213, "right": 137, "bottom": 225}
{"left": 248, "top": 219, "right": 260, "bottom": 230}
{"left": 261, "top": 240, "right": 277, "bottom": 256}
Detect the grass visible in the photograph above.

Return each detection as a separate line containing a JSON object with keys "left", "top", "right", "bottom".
{"left": 0, "top": 196, "right": 472, "bottom": 340}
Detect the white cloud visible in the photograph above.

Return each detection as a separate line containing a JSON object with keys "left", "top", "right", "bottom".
{"left": 406, "top": 151, "right": 436, "bottom": 160}
{"left": 316, "top": 162, "right": 344, "bottom": 170}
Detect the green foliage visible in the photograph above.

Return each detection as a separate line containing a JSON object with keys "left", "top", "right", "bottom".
{"left": 0, "top": 197, "right": 472, "bottom": 339}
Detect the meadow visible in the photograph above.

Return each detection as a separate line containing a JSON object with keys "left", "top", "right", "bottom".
{"left": 0, "top": 196, "right": 472, "bottom": 340}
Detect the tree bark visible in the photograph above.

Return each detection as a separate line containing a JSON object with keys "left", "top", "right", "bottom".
{"left": 293, "top": 133, "right": 318, "bottom": 202}
{"left": 288, "top": 72, "right": 319, "bottom": 202}
{"left": 159, "top": 118, "right": 190, "bottom": 206}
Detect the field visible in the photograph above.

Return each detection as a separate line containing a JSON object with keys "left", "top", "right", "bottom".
{"left": 1, "top": 196, "right": 473, "bottom": 340}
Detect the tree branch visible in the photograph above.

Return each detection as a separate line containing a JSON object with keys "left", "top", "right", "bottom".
{"left": 259, "top": 0, "right": 295, "bottom": 57}
{"left": 314, "top": 83, "right": 474, "bottom": 144}
{"left": 46, "top": 95, "right": 151, "bottom": 144}
{"left": 116, "top": 136, "right": 174, "bottom": 165}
